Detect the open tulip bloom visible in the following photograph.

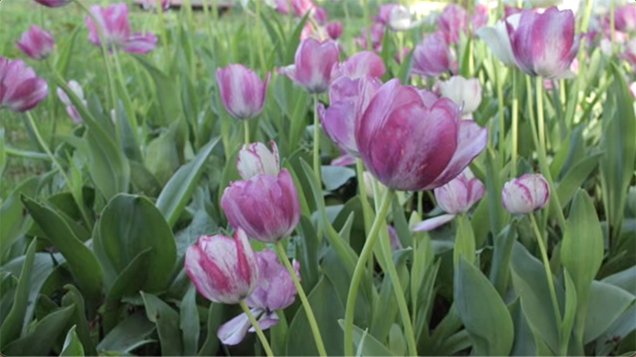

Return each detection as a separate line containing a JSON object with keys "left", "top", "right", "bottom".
{"left": 0, "top": 57, "right": 48, "bottom": 112}
{"left": 85, "top": 3, "right": 157, "bottom": 54}
{"left": 281, "top": 38, "right": 340, "bottom": 93}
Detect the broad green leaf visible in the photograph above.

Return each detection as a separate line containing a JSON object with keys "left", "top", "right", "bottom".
{"left": 337, "top": 320, "right": 395, "bottom": 356}
{"left": 584, "top": 280, "right": 635, "bottom": 343}
{"left": 97, "top": 313, "right": 155, "bottom": 354}
{"left": 156, "top": 137, "right": 219, "bottom": 228}
{"left": 453, "top": 215, "right": 476, "bottom": 267}
{"left": 180, "top": 286, "right": 200, "bottom": 356}
{"left": 61, "top": 284, "right": 96, "bottom": 355}
{"left": 3, "top": 304, "right": 75, "bottom": 355}
{"left": 85, "top": 125, "right": 130, "bottom": 199}
{"left": 454, "top": 258, "right": 514, "bottom": 355}
{"left": 0, "top": 178, "right": 38, "bottom": 260}
{"left": 60, "top": 325, "right": 85, "bottom": 356}
{"left": 145, "top": 123, "right": 181, "bottom": 185}
{"left": 295, "top": 215, "right": 320, "bottom": 291}
{"left": 55, "top": 25, "right": 80, "bottom": 76}
{"left": 556, "top": 152, "right": 601, "bottom": 206}
{"left": 141, "top": 292, "right": 183, "bottom": 356}
{"left": 561, "top": 270, "right": 578, "bottom": 354}
{"left": 489, "top": 224, "right": 517, "bottom": 296}
{"left": 321, "top": 166, "right": 356, "bottom": 191}
{"left": 134, "top": 56, "right": 183, "bottom": 125}
{"left": 602, "top": 266, "right": 636, "bottom": 295}
{"left": 198, "top": 303, "right": 224, "bottom": 356}
{"left": 96, "top": 194, "right": 176, "bottom": 292}
{"left": 508, "top": 299, "right": 537, "bottom": 356}
{"left": 22, "top": 196, "right": 103, "bottom": 301}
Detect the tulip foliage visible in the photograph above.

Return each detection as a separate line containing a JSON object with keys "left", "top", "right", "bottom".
{"left": 0, "top": 0, "right": 635, "bottom": 356}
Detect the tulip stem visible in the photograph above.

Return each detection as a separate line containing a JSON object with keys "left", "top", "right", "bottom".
{"left": 511, "top": 70, "right": 519, "bottom": 177}
{"left": 356, "top": 159, "right": 373, "bottom": 234}
{"left": 312, "top": 94, "right": 321, "bottom": 185}
{"left": 244, "top": 120, "right": 250, "bottom": 145}
{"left": 239, "top": 300, "right": 274, "bottom": 357}
{"left": 274, "top": 242, "right": 327, "bottom": 357}
{"left": 344, "top": 189, "right": 395, "bottom": 356}
{"left": 528, "top": 214, "right": 563, "bottom": 345}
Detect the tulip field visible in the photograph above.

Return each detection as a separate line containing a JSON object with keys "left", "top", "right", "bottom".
{"left": 1, "top": 0, "right": 636, "bottom": 355}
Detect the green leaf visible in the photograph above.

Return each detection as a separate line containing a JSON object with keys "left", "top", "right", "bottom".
{"left": 22, "top": 196, "right": 103, "bottom": 301}
{"left": 85, "top": 125, "right": 130, "bottom": 199}
{"left": 156, "top": 137, "right": 219, "bottom": 228}
{"left": 560, "top": 270, "right": 578, "bottom": 354}
{"left": 584, "top": 280, "right": 635, "bottom": 343}
{"left": 0, "top": 178, "right": 38, "bottom": 260}
{"left": 134, "top": 56, "right": 183, "bottom": 125}
{"left": 321, "top": 166, "right": 356, "bottom": 191}
{"left": 453, "top": 215, "right": 476, "bottom": 267}
{"left": 61, "top": 285, "right": 96, "bottom": 355}
{"left": 96, "top": 194, "right": 176, "bottom": 292}
{"left": 60, "top": 325, "right": 85, "bottom": 356}
{"left": 337, "top": 320, "right": 395, "bottom": 356}
{"left": 145, "top": 123, "right": 181, "bottom": 185}
{"left": 556, "top": 152, "right": 601, "bottom": 206}
{"left": 3, "top": 304, "right": 75, "bottom": 355}
{"left": 198, "top": 303, "right": 224, "bottom": 356}
{"left": 454, "top": 258, "right": 514, "bottom": 355}
{"left": 141, "top": 292, "right": 183, "bottom": 356}
{"left": 180, "top": 286, "right": 200, "bottom": 356}
{"left": 0, "top": 239, "right": 37, "bottom": 346}
{"left": 97, "top": 313, "right": 155, "bottom": 354}
{"left": 55, "top": 25, "right": 80, "bottom": 76}
{"left": 602, "top": 266, "right": 636, "bottom": 295}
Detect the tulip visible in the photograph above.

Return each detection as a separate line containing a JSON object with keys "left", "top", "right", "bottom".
{"left": 375, "top": 4, "right": 398, "bottom": 25}
{"left": 412, "top": 32, "right": 456, "bottom": 77}
{"left": 355, "top": 23, "right": 385, "bottom": 52}
{"left": 33, "top": 0, "right": 69, "bottom": 7}
{"left": 477, "top": 14, "right": 520, "bottom": 66}
{"left": 85, "top": 3, "right": 157, "bottom": 54}
{"left": 264, "top": 0, "right": 290, "bottom": 14}
{"left": 281, "top": 38, "right": 340, "bottom": 93}
{"left": 319, "top": 76, "right": 381, "bottom": 156}
{"left": 185, "top": 229, "right": 259, "bottom": 304}
{"left": 438, "top": 4, "right": 469, "bottom": 44}
{"left": 291, "top": 0, "right": 316, "bottom": 17}
{"left": 614, "top": 4, "right": 636, "bottom": 32}
{"left": 16, "top": 25, "right": 55, "bottom": 60}
{"left": 439, "top": 76, "right": 482, "bottom": 115}
{"left": 222, "top": 169, "right": 301, "bottom": 242}
{"left": 471, "top": 4, "right": 489, "bottom": 31}
{"left": 56, "top": 80, "right": 86, "bottom": 124}
{"left": 508, "top": 7, "right": 579, "bottom": 79}
{"left": 326, "top": 21, "right": 343, "bottom": 40}
{"left": 502, "top": 173, "right": 550, "bottom": 214}
{"left": 387, "top": 5, "right": 421, "bottom": 31}
{"left": 218, "top": 250, "right": 299, "bottom": 345}
{"left": 140, "top": 0, "right": 171, "bottom": 10}
{"left": 387, "top": 226, "right": 403, "bottom": 251}
{"left": 236, "top": 141, "right": 280, "bottom": 179}
{"left": 331, "top": 51, "right": 386, "bottom": 80}
{"left": 313, "top": 6, "right": 328, "bottom": 25}
{"left": 0, "top": 57, "right": 48, "bottom": 112}
{"left": 624, "top": 39, "right": 636, "bottom": 69}
{"left": 356, "top": 79, "right": 487, "bottom": 192}
{"left": 216, "top": 64, "right": 269, "bottom": 120}
{"left": 630, "top": 82, "right": 636, "bottom": 99}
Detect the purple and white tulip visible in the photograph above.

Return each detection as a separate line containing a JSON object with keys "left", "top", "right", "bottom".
{"left": 16, "top": 25, "right": 55, "bottom": 60}
{"left": 56, "top": 80, "right": 86, "bottom": 124}
{"left": 502, "top": 173, "right": 550, "bottom": 214}
{"left": 412, "top": 32, "right": 456, "bottom": 77}
{"left": 438, "top": 4, "right": 469, "bottom": 44}
{"left": 332, "top": 51, "right": 386, "bottom": 80}
{"left": 216, "top": 64, "right": 269, "bottom": 120}
{"left": 85, "top": 3, "right": 158, "bottom": 54}
{"left": 0, "top": 57, "right": 48, "bottom": 112}
{"left": 614, "top": 4, "right": 636, "bottom": 33}
{"left": 281, "top": 38, "right": 340, "bottom": 93}
{"left": 236, "top": 141, "right": 280, "bottom": 179}
{"left": 477, "top": 14, "right": 520, "bottom": 66}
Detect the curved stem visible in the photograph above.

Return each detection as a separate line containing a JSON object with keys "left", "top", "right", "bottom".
{"left": 355, "top": 159, "right": 373, "bottom": 234}
{"left": 312, "top": 94, "right": 321, "bottom": 185}
{"left": 274, "top": 242, "right": 327, "bottom": 356}
{"left": 344, "top": 189, "right": 393, "bottom": 356}
{"left": 239, "top": 300, "right": 274, "bottom": 357}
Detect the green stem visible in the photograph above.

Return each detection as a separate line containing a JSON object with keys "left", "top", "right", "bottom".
{"left": 5, "top": 146, "right": 49, "bottom": 160}
{"left": 312, "top": 94, "right": 321, "bottom": 185}
{"left": 535, "top": 77, "right": 546, "bottom": 158}
{"left": 244, "top": 120, "right": 250, "bottom": 145}
{"left": 239, "top": 300, "right": 274, "bottom": 357}
{"left": 355, "top": 159, "right": 373, "bottom": 234}
{"left": 528, "top": 214, "right": 563, "bottom": 349}
{"left": 344, "top": 189, "right": 394, "bottom": 356}
{"left": 274, "top": 242, "right": 327, "bottom": 357}
{"left": 495, "top": 58, "right": 505, "bottom": 152}
{"left": 511, "top": 70, "right": 519, "bottom": 177}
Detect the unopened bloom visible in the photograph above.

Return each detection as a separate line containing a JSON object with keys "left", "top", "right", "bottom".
{"left": 508, "top": 7, "right": 579, "bottom": 79}
{"left": 185, "top": 230, "right": 259, "bottom": 304}
{"left": 412, "top": 32, "right": 456, "bottom": 77}
{"left": 614, "top": 4, "right": 636, "bottom": 32}
{"left": 33, "top": 0, "right": 70, "bottom": 7}
{"left": 222, "top": 169, "right": 301, "bottom": 242}
{"left": 85, "top": 3, "right": 158, "bottom": 54}
{"left": 237, "top": 141, "right": 280, "bottom": 179}
{"left": 502, "top": 173, "right": 550, "bottom": 214}
{"left": 281, "top": 38, "right": 340, "bottom": 93}
{"left": 439, "top": 76, "right": 482, "bottom": 115}
{"left": 332, "top": 51, "right": 386, "bottom": 80}
{"left": 438, "top": 4, "right": 469, "bottom": 44}
{"left": 56, "top": 80, "right": 86, "bottom": 124}
{"left": 0, "top": 57, "right": 48, "bottom": 112}
{"left": 387, "top": 5, "right": 421, "bottom": 31}
{"left": 16, "top": 25, "right": 55, "bottom": 60}
{"left": 472, "top": 4, "right": 489, "bottom": 31}
{"left": 218, "top": 250, "right": 299, "bottom": 345}
{"left": 216, "top": 64, "right": 269, "bottom": 120}
{"left": 412, "top": 169, "right": 485, "bottom": 231}
{"left": 356, "top": 79, "right": 487, "bottom": 191}
{"left": 326, "top": 21, "right": 343, "bottom": 40}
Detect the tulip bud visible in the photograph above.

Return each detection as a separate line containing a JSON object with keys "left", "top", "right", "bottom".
{"left": 56, "top": 80, "right": 86, "bottom": 124}
{"left": 502, "top": 173, "right": 550, "bottom": 214}
{"left": 434, "top": 169, "right": 485, "bottom": 214}
{"left": 281, "top": 38, "right": 340, "bottom": 93}
{"left": 34, "top": 0, "right": 70, "bottom": 7}
{"left": 216, "top": 64, "right": 269, "bottom": 120}
{"left": 331, "top": 51, "right": 386, "bottom": 80}
{"left": 614, "top": 4, "right": 636, "bottom": 33}
{"left": 222, "top": 169, "right": 301, "bottom": 242}
{"left": 185, "top": 229, "right": 259, "bottom": 304}
{"left": 326, "top": 21, "right": 343, "bottom": 40}
{"left": 0, "top": 57, "right": 48, "bottom": 112}
{"left": 356, "top": 79, "right": 487, "bottom": 191}
{"left": 471, "top": 4, "right": 489, "bottom": 31}
{"left": 375, "top": 4, "right": 397, "bottom": 25}
{"left": 236, "top": 141, "right": 280, "bottom": 179}
{"left": 16, "top": 25, "right": 55, "bottom": 60}
{"left": 439, "top": 76, "right": 482, "bottom": 115}
{"left": 508, "top": 7, "right": 579, "bottom": 79}
{"left": 388, "top": 5, "right": 421, "bottom": 31}
{"left": 412, "top": 32, "right": 456, "bottom": 77}
{"left": 438, "top": 4, "right": 469, "bottom": 44}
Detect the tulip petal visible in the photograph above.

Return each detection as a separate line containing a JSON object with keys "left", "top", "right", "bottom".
{"left": 411, "top": 214, "right": 457, "bottom": 232}
{"left": 217, "top": 312, "right": 253, "bottom": 346}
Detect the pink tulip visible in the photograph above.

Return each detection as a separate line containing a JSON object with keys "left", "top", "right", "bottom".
{"left": 319, "top": 76, "right": 381, "bottom": 156}
{"left": 185, "top": 229, "right": 259, "bottom": 304}
{"left": 356, "top": 79, "right": 487, "bottom": 191}
{"left": 502, "top": 173, "right": 550, "bottom": 214}
{"left": 614, "top": 5, "right": 636, "bottom": 33}
{"left": 265, "top": 0, "right": 291, "bottom": 14}
{"left": 472, "top": 4, "right": 489, "bottom": 31}
{"left": 222, "top": 169, "right": 301, "bottom": 242}
{"left": 218, "top": 250, "right": 300, "bottom": 345}
{"left": 438, "top": 4, "right": 469, "bottom": 44}
{"left": 236, "top": 141, "right": 280, "bottom": 179}
{"left": 216, "top": 64, "right": 269, "bottom": 120}
{"left": 412, "top": 32, "right": 456, "bottom": 77}
{"left": 16, "top": 25, "right": 55, "bottom": 60}
{"left": 376, "top": 4, "right": 399, "bottom": 25}
{"left": 281, "top": 38, "right": 340, "bottom": 93}
{"left": 508, "top": 7, "right": 579, "bottom": 79}
{"left": 332, "top": 51, "right": 386, "bottom": 80}
{"left": 33, "top": 0, "right": 69, "bottom": 7}
{"left": 56, "top": 80, "right": 85, "bottom": 124}
{"left": 326, "top": 21, "right": 343, "bottom": 40}
{"left": 313, "top": 6, "right": 328, "bottom": 25}
{"left": 291, "top": 0, "right": 316, "bottom": 17}
{"left": 412, "top": 169, "right": 485, "bottom": 231}
{"left": 0, "top": 57, "right": 48, "bottom": 112}
{"left": 85, "top": 3, "right": 157, "bottom": 54}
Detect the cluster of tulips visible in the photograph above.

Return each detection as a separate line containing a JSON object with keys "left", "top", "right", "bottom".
{"left": 1, "top": 0, "right": 635, "bottom": 355}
